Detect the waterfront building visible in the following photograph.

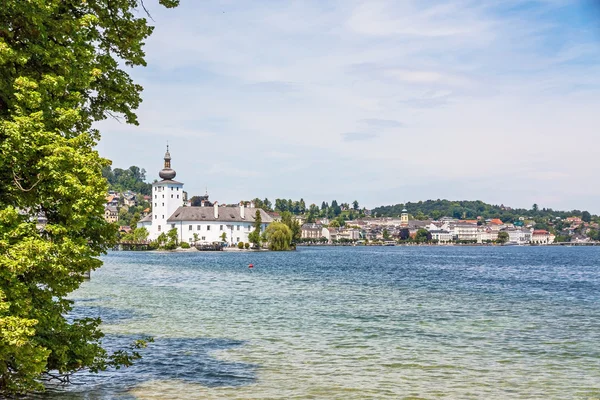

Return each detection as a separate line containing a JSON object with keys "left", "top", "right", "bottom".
{"left": 505, "top": 228, "right": 532, "bottom": 244}
{"left": 531, "top": 229, "right": 555, "bottom": 245}
{"left": 301, "top": 223, "right": 324, "bottom": 240}
{"left": 139, "top": 147, "right": 273, "bottom": 245}
{"left": 453, "top": 223, "right": 478, "bottom": 241}
{"left": 429, "top": 229, "right": 453, "bottom": 243}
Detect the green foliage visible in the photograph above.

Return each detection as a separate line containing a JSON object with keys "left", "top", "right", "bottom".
{"left": 281, "top": 211, "right": 301, "bottom": 244}
{"left": 244, "top": 242, "right": 250, "bottom": 249}
{"left": 415, "top": 228, "right": 432, "bottom": 242}
{"left": 382, "top": 228, "right": 390, "bottom": 240}
{"left": 163, "top": 228, "right": 178, "bottom": 250}
{"left": 237, "top": 242, "right": 244, "bottom": 249}
{"left": 180, "top": 242, "right": 190, "bottom": 249}
{"left": 102, "top": 165, "right": 151, "bottom": 195}
{"left": 120, "top": 226, "right": 148, "bottom": 244}
{"left": 582, "top": 211, "right": 592, "bottom": 223}
{"left": 497, "top": 231, "right": 509, "bottom": 244}
{"left": 265, "top": 222, "right": 293, "bottom": 251}
{"left": 220, "top": 232, "right": 227, "bottom": 243}
{"left": 372, "top": 200, "right": 597, "bottom": 221}
{"left": 0, "top": 0, "right": 179, "bottom": 393}
{"left": 249, "top": 210, "right": 262, "bottom": 248}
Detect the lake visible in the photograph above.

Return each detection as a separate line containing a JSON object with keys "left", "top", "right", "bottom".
{"left": 39, "top": 246, "right": 600, "bottom": 399}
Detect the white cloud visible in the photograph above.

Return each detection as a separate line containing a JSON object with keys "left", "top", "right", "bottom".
{"left": 96, "top": 0, "right": 600, "bottom": 212}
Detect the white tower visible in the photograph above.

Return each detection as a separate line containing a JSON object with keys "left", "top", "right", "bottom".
{"left": 149, "top": 145, "right": 184, "bottom": 239}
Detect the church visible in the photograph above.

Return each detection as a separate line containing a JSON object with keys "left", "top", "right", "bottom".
{"left": 139, "top": 147, "right": 273, "bottom": 245}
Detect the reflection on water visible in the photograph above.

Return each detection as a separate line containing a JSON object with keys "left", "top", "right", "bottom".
{"left": 34, "top": 247, "right": 600, "bottom": 399}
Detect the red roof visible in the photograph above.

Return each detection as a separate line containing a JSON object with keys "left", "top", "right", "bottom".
{"left": 489, "top": 219, "right": 503, "bottom": 225}
{"left": 532, "top": 230, "right": 549, "bottom": 235}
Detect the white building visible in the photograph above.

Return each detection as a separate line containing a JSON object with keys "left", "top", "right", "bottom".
{"left": 453, "top": 223, "right": 478, "bottom": 241}
{"left": 506, "top": 228, "right": 532, "bottom": 244}
{"left": 429, "top": 230, "right": 453, "bottom": 243}
{"left": 139, "top": 147, "right": 273, "bottom": 245}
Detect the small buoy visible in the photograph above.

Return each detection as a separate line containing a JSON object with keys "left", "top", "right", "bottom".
{"left": 248, "top": 263, "right": 254, "bottom": 269}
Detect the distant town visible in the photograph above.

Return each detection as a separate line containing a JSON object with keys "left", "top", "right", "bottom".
{"left": 102, "top": 157, "right": 600, "bottom": 248}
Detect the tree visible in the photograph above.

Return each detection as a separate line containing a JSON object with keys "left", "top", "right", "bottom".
{"left": 582, "top": 211, "right": 592, "bottom": 223}
{"left": 265, "top": 222, "right": 293, "bottom": 251}
{"left": 497, "top": 231, "right": 509, "bottom": 244}
{"left": 248, "top": 210, "right": 262, "bottom": 248}
{"left": 220, "top": 232, "right": 227, "bottom": 243}
{"left": 383, "top": 228, "right": 390, "bottom": 240}
{"left": 352, "top": 200, "right": 359, "bottom": 210}
{"left": 398, "top": 228, "right": 410, "bottom": 240}
{"left": 281, "top": 211, "right": 301, "bottom": 244}
{"left": 415, "top": 229, "right": 432, "bottom": 242}
{"left": 532, "top": 204, "right": 539, "bottom": 212}
{"left": 0, "top": 0, "right": 179, "bottom": 394}
{"left": 329, "top": 220, "right": 340, "bottom": 228}
{"left": 132, "top": 227, "right": 149, "bottom": 244}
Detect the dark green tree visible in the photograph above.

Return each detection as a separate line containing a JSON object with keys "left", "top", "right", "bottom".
{"left": 582, "top": 211, "right": 592, "bottom": 223}
{"left": 248, "top": 210, "right": 262, "bottom": 248}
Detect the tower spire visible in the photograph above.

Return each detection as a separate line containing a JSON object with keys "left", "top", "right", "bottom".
{"left": 159, "top": 144, "right": 176, "bottom": 180}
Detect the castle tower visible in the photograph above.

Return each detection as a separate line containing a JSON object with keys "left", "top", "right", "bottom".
{"left": 149, "top": 145, "right": 184, "bottom": 239}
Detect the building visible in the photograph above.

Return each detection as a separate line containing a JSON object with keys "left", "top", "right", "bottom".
{"left": 531, "top": 230, "right": 555, "bottom": 245}
{"left": 429, "top": 229, "right": 453, "bottom": 243}
{"left": 506, "top": 228, "right": 532, "bottom": 244}
{"left": 104, "top": 206, "right": 118, "bottom": 223}
{"left": 139, "top": 147, "right": 273, "bottom": 245}
{"left": 400, "top": 208, "right": 409, "bottom": 227}
{"left": 302, "top": 223, "right": 324, "bottom": 240}
{"left": 453, "top": 223, "right": 478, "bottom": 241}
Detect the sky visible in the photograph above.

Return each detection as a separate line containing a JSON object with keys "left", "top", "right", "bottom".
{"left": 95, "top": 0, "right": 600, "bottom": 213}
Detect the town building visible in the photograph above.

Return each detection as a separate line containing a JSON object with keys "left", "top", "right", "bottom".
{"left": 301, "top": 223, "right": 325, "bottom": 240}
{"left": 139, "top": 147, "right": 273, "bottom": 245}
{"left": 531, "top": 230, "right": 555, "bottom": 245}
{"left": 104, "top": 206, "right": 118, "bottom": 223}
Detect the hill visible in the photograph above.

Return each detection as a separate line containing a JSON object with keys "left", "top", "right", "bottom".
{"left": 371, "top": 200, "right": 595, "bottom": 223}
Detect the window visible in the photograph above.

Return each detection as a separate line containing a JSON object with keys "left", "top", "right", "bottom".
{"left": 158, "top": 225, "right": 161, "bottom": 232}
{"left": 189, "top": 225, "right": 192, "bottom": 231}
{"left": 207, "top": 226, "right": 211, "bottom": 231}
{"left": 154, "top": 203, "right": 157, "bottom": 207}
{"left": 171, "top": 187, "right": 173, "bottom": 191}
{"left": 155, "top": 195, "right": 157, "bottom": 199}
{"left": 248, "top": 226, "right": 251, "bottom": 231}
{"left": 202, "top": 236, "right": 205, "bottom": 240}
{"left": 220, "top": 225, "right": 223, "bottom": 231}
{"left": 162, "top": 203, "right": 164, "bottom": 206}
{"left": 237, "top": 225, "right": 240, "bottom": 231}
{"left": 162, "top": 215, "right": 164, "bottom": 219}
{"left": 236, "top": 237, "right": 240, "bottom": 242}
{"left": 177, "top": 187, "right": 179, "bottom": 191}
{"left": 171, "top": 224, "right": 175, "bottom": 229}
{"left": 177, "top": 195, "right": 179, "bottom": 199}
{"left": 155, "top": 215, "right": 157, "bottom": 219}
{"left": 171, "top": 194, "right": 173, "bottom": 198}
{"left": 162, "top": 194, "right": 164, "bottom": 198}
{"left": 197, "top": 225, "right": 201, "bottom": 231}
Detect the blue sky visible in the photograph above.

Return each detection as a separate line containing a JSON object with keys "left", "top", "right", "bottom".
{"left": 96, "top": 0, "right": 600, "bottom": 213}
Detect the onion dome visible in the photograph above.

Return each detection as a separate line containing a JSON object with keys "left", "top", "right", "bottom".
{"left": 159, "top": 145, "right": 176, "bottom": 180}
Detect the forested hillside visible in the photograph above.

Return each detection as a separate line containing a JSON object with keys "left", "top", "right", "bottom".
{"left": 372, "top": 200, "right": 596, "bottom": 223}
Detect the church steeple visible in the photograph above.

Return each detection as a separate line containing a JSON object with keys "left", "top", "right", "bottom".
{"left": 159, "top": 144, "right": 176, "bottom": 180}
